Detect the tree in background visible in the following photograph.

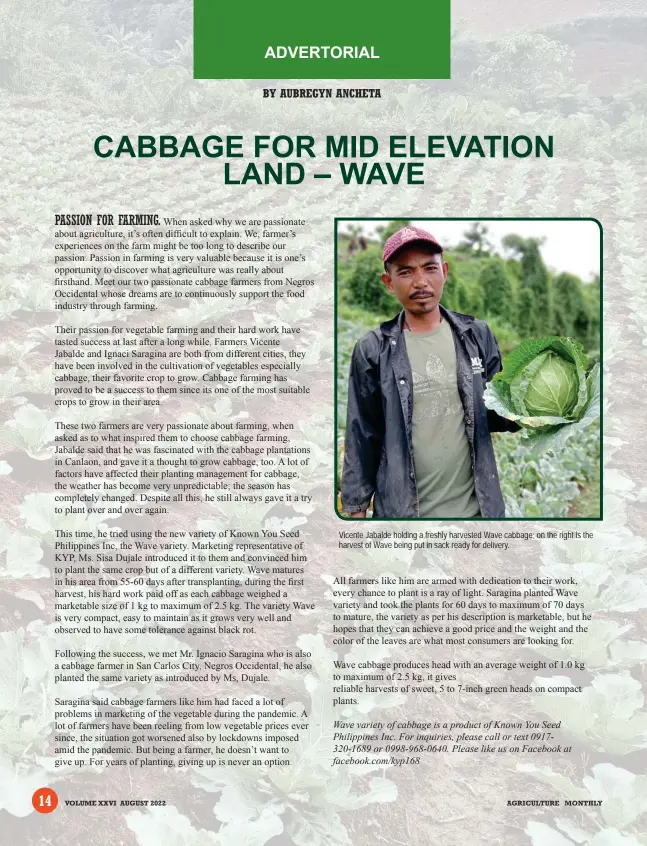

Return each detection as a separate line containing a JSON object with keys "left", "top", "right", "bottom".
{"left": 467, "top": 279, "right": 484, "bottom": 317}
{"left": 441, "top": 256, "right": 462, "bottom": 311}
{"left": 523, "top": 240, "right": 552, "bottom": 333}
{"left": 503, "top": 235, "right": 552, "bottom": 335}
{"left": 458, "top": 222, "right": 492, "bottom": 256}
{"left": 517, "top": 287, "right": 536, "bottom": 337}
{"left": 479, "top": 257, "right": 515, "bottom": 323}
{"left": 584, "top": 275, "right": 601, "bottom": 351}
{"left": 346, "top": 224, "right": 367, "bottom": 257}
{"left": 551, "top": 272, "right": 590, "bottom": 345}
{"left": 346, "top": 244, "right": 397, "bottom": 314}
{"left": 440, "top": 259, "right": 481, "bottom": 315}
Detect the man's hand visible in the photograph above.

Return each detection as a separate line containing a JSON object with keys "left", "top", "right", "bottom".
{"left": 350, "top": 511, "right": 366, "bottom": 518}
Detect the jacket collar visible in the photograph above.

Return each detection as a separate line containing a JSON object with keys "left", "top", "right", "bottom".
{"left": 380, "top": 306, "right": 475, "bottom": 337}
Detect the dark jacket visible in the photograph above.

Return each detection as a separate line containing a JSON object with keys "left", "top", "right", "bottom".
{"left": 340, "top": 307, "right": 517, "bottom": 519}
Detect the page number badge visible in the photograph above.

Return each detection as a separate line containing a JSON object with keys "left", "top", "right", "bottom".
{"left": 32, "top": 788, "right": 58, "bottom": 814}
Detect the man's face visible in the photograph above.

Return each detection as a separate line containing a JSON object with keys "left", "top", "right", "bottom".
{"left": 382, "top": 244, "right": 448, "bottom": 315}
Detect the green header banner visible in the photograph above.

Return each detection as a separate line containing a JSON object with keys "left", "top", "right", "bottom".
{"left": 193, "top": 0, "right": 451, "bottom": 80}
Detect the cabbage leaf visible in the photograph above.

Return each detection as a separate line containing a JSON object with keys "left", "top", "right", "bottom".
{"left": 485, "top": 336, "right": 600, "bottom": 450}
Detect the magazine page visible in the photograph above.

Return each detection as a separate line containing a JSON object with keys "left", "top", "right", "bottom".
{"left": 1, "top": 1, "right": 645, "bottom": 844}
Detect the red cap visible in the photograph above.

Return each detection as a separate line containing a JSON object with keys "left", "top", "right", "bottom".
{"left": 383, "top": 225, "right": 443, "bottom": 265}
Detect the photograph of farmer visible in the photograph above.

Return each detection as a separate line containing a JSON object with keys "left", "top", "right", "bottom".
{"left": 341, "top": 225, "right": 518, "bottom": 519}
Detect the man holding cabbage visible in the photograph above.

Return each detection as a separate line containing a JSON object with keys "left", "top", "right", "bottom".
{"left": 340, "top": 225, "right": 599, "bottom": 519}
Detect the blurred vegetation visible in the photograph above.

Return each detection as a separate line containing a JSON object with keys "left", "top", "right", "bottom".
{"left": 337, "top": 221, "right": 600, "bottom": 357}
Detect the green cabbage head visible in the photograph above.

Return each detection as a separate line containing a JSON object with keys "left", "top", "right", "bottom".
{"left": 484, "top": 336, "right": 600, "bottom": 450}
